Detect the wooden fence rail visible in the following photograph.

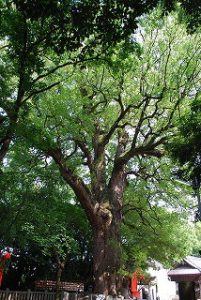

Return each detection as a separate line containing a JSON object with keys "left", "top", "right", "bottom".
{"left": 0, "top": 290, "right": 68, "bottom": 300}
{"left": 35, "top": 281, "right": 84, "bottom": 292}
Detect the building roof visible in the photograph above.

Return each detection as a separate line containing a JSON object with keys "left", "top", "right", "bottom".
{"left": 168, "top": 256, "right": 201, "bottom": 282}
{"left": 185, "top": 256, "right": 201, "bottom": 271}
{"left": 168, "top": 268, "right": 200, "bottom": 276}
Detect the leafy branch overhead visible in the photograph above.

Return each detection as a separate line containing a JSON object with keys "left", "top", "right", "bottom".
{"left": 0, "top": 0, "right": 168, "bottom": 163}
{"left": 1, "top": 0, "right": 201, "bottom": 163}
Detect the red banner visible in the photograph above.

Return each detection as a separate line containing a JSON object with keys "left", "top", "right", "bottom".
{"left": 130, "top": 270, "right": 144, "bottom": 299}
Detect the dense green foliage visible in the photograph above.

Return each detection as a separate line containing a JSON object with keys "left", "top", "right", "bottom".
{"left": 167, "top": 71, "right": 201, "bottom": 220}
{"left": 1, "top": 0, "right": 167, "bottom": 165}
{"left": 0, "top": 0, "right": 201, "bottom": 164}
{"left": 121, "top": 158, "right": 197, "bottom": 270}
{"left": 168, "top": 96, "right": 201, "bottom": 181}
{"left": 0, "top": 146, "right": 92, "bottom": 289}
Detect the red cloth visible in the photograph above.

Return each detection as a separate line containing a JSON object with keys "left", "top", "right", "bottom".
{"left": 130, "top": 270, "right": 144, "bottom": 299}
{"left": 0, "top": 252, "right": 11, "bottom": 287}
{"left": 130, "top": 274, "right": 140, "bottom": 298}
{"left": 0, "top": 269, "right": 3, "bottom": 287}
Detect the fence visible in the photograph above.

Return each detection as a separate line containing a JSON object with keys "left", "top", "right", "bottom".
{"left": 0, "top": 290, "right": 96, "bottom": 300}
{"left": 0, "top": 290, "right": 76, "bottom": 300}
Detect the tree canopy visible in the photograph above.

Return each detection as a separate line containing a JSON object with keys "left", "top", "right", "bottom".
{"left": 1, "top": 0, "right": 201, "bottom": 164}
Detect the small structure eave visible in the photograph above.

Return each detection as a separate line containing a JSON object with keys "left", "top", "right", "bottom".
{"left": 168, "top": 256, "right": 201, "bottom": 282}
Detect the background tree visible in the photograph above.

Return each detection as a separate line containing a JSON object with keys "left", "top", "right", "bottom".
{"left": 167, "top": 93, "right": 201, "bottom": 220}
{"left": 0, "top": 146, "right": 92, "bottom": 290}
{"left": 11, "top": 10, "right": 201, "bottom": 294}
{"left": 121, "top": 158, "right": 197, "bottom": 271}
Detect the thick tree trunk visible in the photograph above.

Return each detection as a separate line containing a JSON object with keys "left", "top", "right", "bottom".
{"left": 93, "top": 220, "right": 122, "bottom": 295}
{"left": 49, "top": 131, "right": 127, "bottom": 297}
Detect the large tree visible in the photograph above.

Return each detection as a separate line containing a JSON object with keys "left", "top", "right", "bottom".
{"left": 1, "top": 0, "right": 201, "bottom": 295}
{"left": 13, "top": 10, "right": 201, "bottom": 294}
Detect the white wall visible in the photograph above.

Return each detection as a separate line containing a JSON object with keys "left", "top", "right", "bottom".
{"left": 148, "top": 266, "right": 178, "bottom": 300}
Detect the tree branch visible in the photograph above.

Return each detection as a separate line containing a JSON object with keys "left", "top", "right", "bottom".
{"left": 47, "top": 148, "right": 97, "bottom": 225}
{"left": 75, "top": 140, "right": 93, "bottom": 172}
{"left": 23, "top": 81, "right": 60, "bottom": 102}
{"left": 32, "top": 56, "right": 103, "bottom": 84}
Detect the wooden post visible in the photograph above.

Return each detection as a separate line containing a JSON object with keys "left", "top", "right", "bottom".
{"left": 5, "top": 288, "right": 10, "bottom": 300}
{"left": 27, "top": 289, "right": 31, "bottom": 300}
{"left": 44, "top": 289, "right": 47, "bottom": 300}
